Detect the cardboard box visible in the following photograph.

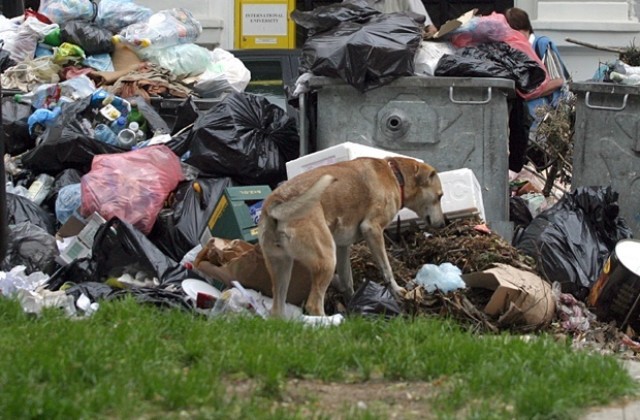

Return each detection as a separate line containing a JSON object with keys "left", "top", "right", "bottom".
{"left": 56, "top": 212, "right": 107, "bottom": 266}
{"left": 462, "top": 264, "right": 555, "bottom": 328}
{"left": 200, "top": 185, "right": 272, "bottom": 245}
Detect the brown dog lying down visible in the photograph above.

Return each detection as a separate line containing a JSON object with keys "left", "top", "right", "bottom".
{"left": 259, "top": 157, "right": 446, "bottom": 317}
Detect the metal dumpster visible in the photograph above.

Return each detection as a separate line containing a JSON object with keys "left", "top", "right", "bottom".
{"left": 301, "top": 76, "right": 515, "bottom": 240}
{"left": 571, "top": 81, "right": 640, "bottom": 237}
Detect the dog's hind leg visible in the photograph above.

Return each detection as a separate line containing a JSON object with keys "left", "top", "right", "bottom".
{"left": 360, "top": 221, "right": 405, "bottom": 296}
{"left": 297, "top": 226, "right": 336, "bottom": 316}
{"left": 335, "top": 245, "right": 355, "bottom": 300}
{"left": 264, "top": 253, "right": 294, "bottom": 318}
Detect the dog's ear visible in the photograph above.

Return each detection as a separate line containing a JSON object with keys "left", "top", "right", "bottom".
{"left": 415, "top": 163, "right": 437, "bottom": 186}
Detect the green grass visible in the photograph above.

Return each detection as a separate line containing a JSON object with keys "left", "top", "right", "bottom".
{"left": 0, "top": 296, "right": 636, "bottom": 419}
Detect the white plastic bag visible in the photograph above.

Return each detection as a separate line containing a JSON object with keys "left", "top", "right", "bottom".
{"left": 414, "top": 40, "right": 456, "bottom": 77}
{"left": 5, "top": 17, "right": 59, "bottom": 63}
{"left": 39, "top": 0, "right": 96, "bottom": 24}
{"left": 193, "top": 48, "right": 251, "bottom": 97}
{"left": 140, "top": 43, "right": 211, "bottom": 78}
{"left": 96, "top": 0, "right": 153, "bottom": 33}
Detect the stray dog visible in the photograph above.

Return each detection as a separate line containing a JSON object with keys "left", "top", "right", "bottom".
{"left": 259, "top": 157, "right": 445, "bottom": 317}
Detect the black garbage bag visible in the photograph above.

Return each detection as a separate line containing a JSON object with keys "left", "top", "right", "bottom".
{"left": 106, "top": 286, "right": 193, "bottom": 312}
{"left": 514, "top": 186, "right": 633, "bottom": 300}
{"left": 291, "top": 0, "right": 380, "bottom": 37}
{"left": 300, "top": 12, "right": 423, "bottom": 92}
{"left": 91, "top": 217, "right": 201, "bottom": 286}
{"left": 2, "top": 222, "right": 59, "bottom": 274}
{"left": 2, "top": 98, "right": 35, "bottom": 155}
{"left": 435, "top": 42, "right": 546, "bottom": 94}
{"left": 6, "top": 192, "right": 56, "bottom": 235}
{"left": 20, "top": 97, "right": 123, "bottom": 175}
{"left": 148, "top": 176, "right": 234, "bottom": 262}
{"left": 184, "top": 92, "right": 299, "bottom": 188}
{"left": 347, "top": 279, "right": 403, "bottom": 318}
{"left": 63, "top": 281, "right": 114, "bottom": 302}
{"left": 61, "top": 20, "right": 114, "bottom": 55}
{"left": 171, "top": 96, "right": 201, "bottom": 135}
{"left": 45, "top": 258, "right": 97, "bottom": 291}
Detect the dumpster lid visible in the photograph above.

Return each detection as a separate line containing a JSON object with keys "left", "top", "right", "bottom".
{"left": 570, "top": 81, "right": 640, "bottom": 95}
{"left": 308, "top": 76, "right": 515, "bottom": 93}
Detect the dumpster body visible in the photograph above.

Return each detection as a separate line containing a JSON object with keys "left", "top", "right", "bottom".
{"left": 302, "top": 76, "right": 515, "bottom": 240}
{"left": 571, "top": 82, "right": 640, "bottom": 237}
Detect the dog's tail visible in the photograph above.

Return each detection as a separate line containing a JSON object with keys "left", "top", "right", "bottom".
{"left": 266, "top": 174, "right": 336, "bottom": 221}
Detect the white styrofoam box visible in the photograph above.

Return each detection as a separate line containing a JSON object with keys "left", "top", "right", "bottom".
{"left": 440, "top": 168, "right": 485, "bottom": 221}
{"left": 286, "top": 142, "right": 422, "bottom": 180}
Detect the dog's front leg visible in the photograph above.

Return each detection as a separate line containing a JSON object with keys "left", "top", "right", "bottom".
{"left": 335, "top": 245, "right": 355, "bottom": 299}
{"left": 361, "top": 222, "right": 405, "bottom": 296}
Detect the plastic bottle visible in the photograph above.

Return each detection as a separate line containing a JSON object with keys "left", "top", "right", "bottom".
{"left": 90, "top": 89, "right": 109, "bottom": 109}
{"left": 94, "top": 124, "right": 120, "bottom": 146}
{"left": 102, "top": 94, "right": 131, "bottom": 116}
{"left": 110, "top": 116, "right": 127, "bottom": 134}
{"left": 128, "top": 121, "right": 146, "bottom": 143}
{"left": 14, "top": 84, "right": 61, "bottom": 109}
{"left": 126, "top": 101, "right": 148, "bottom": 134}
{"left": 117, "top": 128, "right": 137, "bottom": 149}
{"left": 26, "top": 174, "right": 55, "bottom": 205}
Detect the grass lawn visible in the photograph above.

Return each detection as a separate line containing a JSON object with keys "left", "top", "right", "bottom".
{"left": 0, "top": 296, "right": 636, "bottom": 419}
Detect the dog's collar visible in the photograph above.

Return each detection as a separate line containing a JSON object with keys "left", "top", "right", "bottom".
{"left": 388, "top": 159, "right": 405, "bottom": 208}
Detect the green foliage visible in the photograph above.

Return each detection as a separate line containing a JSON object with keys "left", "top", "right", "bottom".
{"left": 0, "top": 297, "right": 635, "bottom": 419}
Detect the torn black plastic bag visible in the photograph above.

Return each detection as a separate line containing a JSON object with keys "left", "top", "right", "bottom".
{"left": 514, "top": 186, "right": 632, "bottom": 300}
{"left": 61, "top": 20, "right": 114, "bottom": 55}
{"left": 20, "top": 97, "right": 123, "bottom": 175}
{"left": 6, "top": 192, "right": 56, "bottom": 235}
{"left": 291, "top": 0, "right": 380, "bottom": 37}
{"left": 347, "top": 279, "right": 403, "bottom": 318}
{"left": 149, "top": 176, "right": 234, "bottom": 262}
{"left": 435, "top": 42, "right": 546, "bottom": 94}
{"left": 2, "top": 98, "right": 35, "bottom": 155}
{"left": 2, "top": 222, "right": 59, "bottom": 275}
{"left": 300, "top": 12, "right": 423, "bottom": 93}
{"left": 91, "top": 217, "right": 201, "bottom": 286}
{"left": 184, "top": 92, "right": 299, "bottom": 188}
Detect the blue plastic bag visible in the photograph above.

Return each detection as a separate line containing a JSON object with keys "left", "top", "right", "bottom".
{"left": 96, "top": 0, "right": 153, "bottom": 34}
{"left": 39, "top": 0, "right": 96, "bottom": 24}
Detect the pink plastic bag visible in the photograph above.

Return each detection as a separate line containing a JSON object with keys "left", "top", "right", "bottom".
{"left": 447, "top": 12, "right": 551, "bottom": 100}
{"left": 80, "top": 145, "right": 184, "bottom": 234}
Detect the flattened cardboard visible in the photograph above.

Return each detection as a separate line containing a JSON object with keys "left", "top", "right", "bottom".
{"left": 431, "top": 8, "right": 478, "bottom": 39}
{"left": 462, "top": 263, "right": 555, "bottom": 328}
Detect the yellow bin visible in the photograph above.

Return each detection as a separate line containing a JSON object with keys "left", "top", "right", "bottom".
{"left": 235, "top": 0, "right": 296, "bottom": 49}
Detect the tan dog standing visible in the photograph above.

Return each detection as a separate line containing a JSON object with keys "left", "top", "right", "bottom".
{"left": 259, "top": 157, "right": 446, "bottom": 317}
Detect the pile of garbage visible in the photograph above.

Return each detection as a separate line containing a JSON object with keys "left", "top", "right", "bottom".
{"left": 1, "top": 1, "right": 639, "bottom": 360}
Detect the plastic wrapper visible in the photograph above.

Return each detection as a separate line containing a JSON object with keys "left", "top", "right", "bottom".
{"left": 80, "top": 145, "right": 185, "bottom": 235}
{"left": 96, "top": 0, "right": 153, "bottom": 34}
{"left": 291, "top": 0, "right": 380, "bottom": 37}
{"left": 435, "top": 42, "right": 546, "bottom": 94}
{"left": 60, "top": 20, "right": 114, "bottom": 55}
{"left": 347, "top": 279, "right": 402, "bottom": 318}
{"left": 300, "top": 12, "right": 423, "bottom": 92}
{"left": 148, "top": 177, "right": 233, "bottom": 262}
{"left": 6, "top": 193, "right": 57, "bottom": 235}
{"left": 39, "top": 0, "right": 97, "bottom": 24}
{"left": 140, "top": 43, "right": 210, "bottom": 78}
{"left": 184, "top": 92, "right": 299, "bottom": 188}
{"left": 2, "top": 98, "right": 35, "bottom": 156}
{"left": 2, "top": 222, "right": 59, "bottom": 275}
{"left": 116, "top": 8, "right": 202, "bottom": 50}
{"left": 514, "top": 186, "right": 633, "bottom": 300}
